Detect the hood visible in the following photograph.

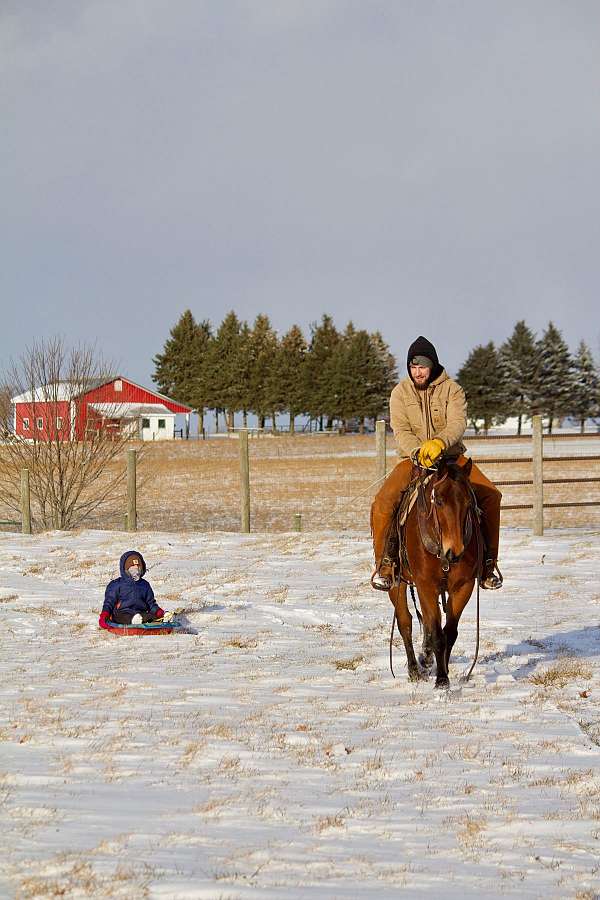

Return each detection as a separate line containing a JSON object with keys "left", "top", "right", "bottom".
{"left": 406, "top": 335, "right": 443, "bottom": 382}
{"left": 119, "top": 549, "right": 147, "bottom": 578}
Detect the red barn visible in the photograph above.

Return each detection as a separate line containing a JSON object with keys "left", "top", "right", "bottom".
{"left": 12, "top": 377, "right": 192, "bottom": 441}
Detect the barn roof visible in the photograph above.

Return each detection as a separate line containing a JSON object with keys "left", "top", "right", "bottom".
{"left": 12, "top": 376, "right": 193, "bottom": 413}
{"left": 89, "top": 403, "right": 175, "bottom": 418}
{"left": 81, "top": 376, "right": 193, "bottom": 413}
{"left": 11, "top": 381, "right": 92, "bottom": 403}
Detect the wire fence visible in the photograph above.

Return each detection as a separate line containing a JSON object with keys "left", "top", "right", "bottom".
{"left": 2, "top": 417, "right": 600, "bottom": 535}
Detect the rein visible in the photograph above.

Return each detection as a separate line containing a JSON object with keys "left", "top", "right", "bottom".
{"left": 388, "top": 580, "right": 420, "bottom": 679}
{"left": 463, "top": 482, "right": 484, "bottom": 681}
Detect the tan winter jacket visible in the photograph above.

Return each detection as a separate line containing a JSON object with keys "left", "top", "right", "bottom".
{"left": 390, "top": 369, "right": 467, "bottom": 460}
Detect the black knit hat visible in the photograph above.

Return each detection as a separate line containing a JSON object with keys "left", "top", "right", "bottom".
{"left": 406, "top": 336, "right": 443, "bottom": 381}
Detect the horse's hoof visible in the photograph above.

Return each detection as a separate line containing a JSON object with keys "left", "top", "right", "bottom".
{"left": 408, "top": 668, "right": 427, "bottom": 682}
{"left": 434, "top": 678, "right": 450, "bottom": 690}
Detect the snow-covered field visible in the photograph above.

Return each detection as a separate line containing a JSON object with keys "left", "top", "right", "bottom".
{"left": 1, "top": 527, "right": 600, "bottom": 898}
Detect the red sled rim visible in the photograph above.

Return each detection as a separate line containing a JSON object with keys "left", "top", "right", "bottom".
{"left": 103, "top": 621, "right": 181, "bottom": 636}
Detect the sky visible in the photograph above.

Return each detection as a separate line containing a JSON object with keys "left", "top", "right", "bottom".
{"left": 2, "top": 0, "right": 600, "bottom": 387}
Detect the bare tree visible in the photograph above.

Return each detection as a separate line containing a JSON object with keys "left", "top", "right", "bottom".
{"left": 0, "top": 338, "right": 141, "bottom": 530}
{"left": 0, "top": 384, "right": 12, "bottom": 431}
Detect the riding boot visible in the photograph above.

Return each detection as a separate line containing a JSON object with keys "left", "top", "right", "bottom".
{"left": 370, "top": 459, "right": 414, "bottom": 591}
{"left": 370, "top": 513, "right": 399, "bottom": 590}
{"left": 481, "top": 558, "right": 503, "bottom": 590}
{"left": 465, "top": 459, "right": 503, "bottom": 591}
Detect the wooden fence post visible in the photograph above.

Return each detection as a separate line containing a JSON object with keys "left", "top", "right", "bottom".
{"left": 532, "top": 414, "right": 543, "bottom": 536}
{"left": 21, "top": 468, "right": 32, "bottom": 535}
{"left": 239, "top": 429, "right": 250, "bottom": 533}
{"left": 294, "top": 513, "right": 302, "bottom": 532}
{"left": 127, "top": 449, "right": 137, "bottom": 532}
{"left": 376, "top": 419, "right": 387, "bottom": 484}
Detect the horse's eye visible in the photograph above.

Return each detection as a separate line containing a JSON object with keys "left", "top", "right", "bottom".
{"left": 434, "top": 498, "right": 443, "bottom": 508}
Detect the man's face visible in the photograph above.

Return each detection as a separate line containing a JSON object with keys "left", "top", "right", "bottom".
{"left": 410, "top": 364, "right": 432, "bottom": 388}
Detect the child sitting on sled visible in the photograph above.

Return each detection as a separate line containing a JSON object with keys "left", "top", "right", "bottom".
{"left": 99, "top": 550, "right": 165, "bottom": 629}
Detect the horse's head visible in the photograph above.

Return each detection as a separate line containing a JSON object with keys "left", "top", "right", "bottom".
{"left": 431, "top": 458, "right": 473, "bottom": 563}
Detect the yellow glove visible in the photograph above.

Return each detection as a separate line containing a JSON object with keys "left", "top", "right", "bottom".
{"left": 418, "top": 438, "right": 445, "bottom": 467}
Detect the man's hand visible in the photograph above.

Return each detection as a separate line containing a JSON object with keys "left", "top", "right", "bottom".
{"left": 418, "top": 438, "right": 445, "bottom": 467}
{"left": 99, "top": 611, "right": 110, "bottom": 630}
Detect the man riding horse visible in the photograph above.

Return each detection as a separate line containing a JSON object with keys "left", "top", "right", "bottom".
{"left": 371, "top": 335, "right": 503, "bottom": 592}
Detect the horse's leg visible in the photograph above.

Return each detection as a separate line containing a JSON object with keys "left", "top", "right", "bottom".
{"left": 444, "top": 579, "right": 476, "bottom": 672}
{"left": 419, "top": 626, "right": 435, "bottom": 672}
{"left": 416, "top": 583, "right": 448, "bottom": 689}
{"left": 389, "top": 583, "right": 423, "bottom": 681}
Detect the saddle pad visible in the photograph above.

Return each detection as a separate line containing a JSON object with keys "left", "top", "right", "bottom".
{"left": 397, "top": 472, "right": 434, "bottom": 528}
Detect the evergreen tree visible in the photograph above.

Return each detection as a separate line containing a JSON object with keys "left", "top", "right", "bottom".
{"left": 569, "top": 340, "right": 600, "bottom": 432}
{"left": 313, "top": 325, "right": 395, "bottom": 432}
{"left": 327, "top": 323, "right": 361, "bottom": 430}
{"left": 456, "top": 342, "right": 508, "bottom": 435}
{"left": 248, "top": 314, "right": 279, "bottom": 430}
{"left": 326, "top": 325, "right": 392, "bottom": 431}
{"left": 205, "top": 311, "right": 248, "bottom": 431}
{"left": 368, "top": 331, "right": 398, "bottom": 425}
{"left": 498, "top": 320, "right": 537, "bottom": 434}
{"left": 238, "top": 321, "right": 253, "bottom": 429}
{"left": 152, "top": 310, "right": 212, "bottom": 434}
{"left": 305, "top": 314, "right": 340, "bottom": 429}
{"left": 531, "top": 322, "right": 575, "bottom": 433}
{"left": 272, "top": 325, "right": 308, "bottom": 433}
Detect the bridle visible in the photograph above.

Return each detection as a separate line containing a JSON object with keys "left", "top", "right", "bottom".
{"left": 416, "top": 467, "right": 476, "bottom": 572}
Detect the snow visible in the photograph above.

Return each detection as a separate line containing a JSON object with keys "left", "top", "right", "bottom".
{"left": 1, "top": 527, "right": 600, "bottom": 898}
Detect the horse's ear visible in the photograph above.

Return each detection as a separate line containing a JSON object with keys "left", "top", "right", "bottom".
{"left": 463, "top": 458, "right": 473, "bottom": 478}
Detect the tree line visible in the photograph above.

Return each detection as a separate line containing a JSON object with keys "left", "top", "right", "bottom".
{"left": 153, "top": 312, "right": 600, "bottom": 436}
{"left": 456, "top": 320, "right": 600, "bottom": 434}
{"left": 152, "top": 311, "right": 398, "bottom": 433}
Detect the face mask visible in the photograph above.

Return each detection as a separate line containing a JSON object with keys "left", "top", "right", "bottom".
{"left": 127, "top": 565, "right": 141, "bottom": 580}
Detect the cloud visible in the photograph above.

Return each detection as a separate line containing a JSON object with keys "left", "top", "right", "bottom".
{"left": 2, "top": 1, "right": 600, "bottom": 378}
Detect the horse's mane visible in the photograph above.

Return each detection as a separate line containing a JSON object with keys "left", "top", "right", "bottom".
{"left": 437, "top": 460, "right": 468, "bottom": 483}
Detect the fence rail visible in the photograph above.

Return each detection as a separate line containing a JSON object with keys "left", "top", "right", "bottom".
{"left": 2, "top": 417, "right": 598, "bottom": 537}
{"left": 502, "top": 501, "right": 600, "bottom": 511}
{"left": 465, "top": 431, "right": 600, "bottom": 440}
{"left": 496, "top": 477, "right": 600, "bottom": 486}
{"left": 378, "top": 415, "right": 599, "bottom": 534}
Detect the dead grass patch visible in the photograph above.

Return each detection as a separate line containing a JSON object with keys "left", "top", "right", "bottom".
{"left": 180, "top": 740, "right": 206, "bottom": 767}
{"left": 363, "top": 751, "right": 384, "bottom": 772}
{"left": 333, "top": 654, "right": 364, "bottom": 671}
{"left": 314, "top": 813, "right": 345, "bottom": 833}
{"left": 194, "top": 796, "right": 232, "bottom": 817}
{"left": 454, "top": 814, "right": 488, "bottom": 856}
{"left": 202, "top": 722, "right": 236, "bottom": 740}
{"left": 529, "top": 658, "right": 593, "bottom": 688}
{"left": 18, "top": 859, "right": 152, "bottom": 898}
{"left": 223, "top": 635, "right": 259, "bottom": 650}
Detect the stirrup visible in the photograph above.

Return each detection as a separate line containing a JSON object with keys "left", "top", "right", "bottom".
{"left": 371, "top": 571, "right": 393, "bottom": 591}
{"left": 371, "top": 557, "right": 395, "bottom": 592}
{"left": 481, "top": 559, "right": 503, "bottom": 590}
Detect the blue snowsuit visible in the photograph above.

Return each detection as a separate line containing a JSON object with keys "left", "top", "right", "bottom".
{"left": 102, "top": 550, "right": 160, "bottom": 620}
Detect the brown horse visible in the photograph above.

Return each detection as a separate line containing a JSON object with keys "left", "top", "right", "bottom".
{"left": 389, "top": 457, "right": 482, "bottom": 689}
